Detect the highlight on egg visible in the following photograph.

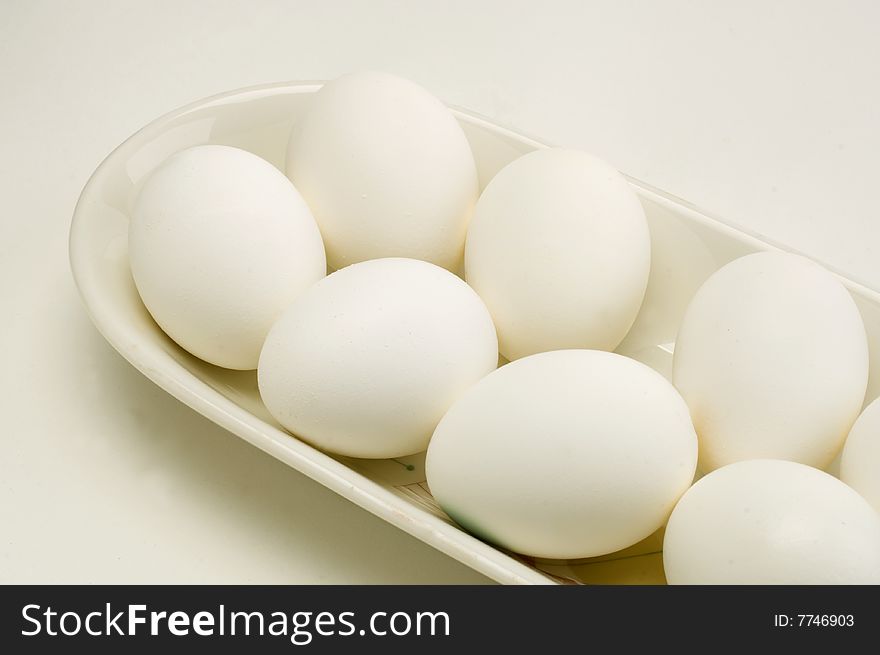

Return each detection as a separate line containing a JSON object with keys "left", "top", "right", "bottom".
{"left": 464, "top": 148, "right": 651, "bottom": 361}
{"left": 426, "top": 349, "right": 698, "bottom": 560}
{"left": 663, "top": 459, "right": 880, "bottom": 584}
{"left": 128, "top": 145, "right": 326, "bottom": 370}
{"left": 672, "top": 251, "right": 869, "bottom": 472}
{"left": 286, "top": 71, "right": 479, "bottom": 272}
{"left": 257, "top": 257, "right": 498, "bottom": 459}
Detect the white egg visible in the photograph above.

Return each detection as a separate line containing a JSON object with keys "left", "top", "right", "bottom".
{"left": 425, "top": 350, "right": 698, "bottom": 559}
{"left": 129, "top": 145, "right": 326, "bottom": 370}
{"left": 286, "top": 71, "right": 478, "bottom": 271}
{"left": 841, "top": 397, "right": 880, "bottom": 512}
{"left": 664, "top": 459, "right": 880, "bottom": 584}
{"left": 464, "top": 148, "right": 651, "bottom": 361}
{"left": 672, "top": 251, "right": 868, "bottom": 472}
{"left": 258, "top": 258, "right": 497, "bottom": 459}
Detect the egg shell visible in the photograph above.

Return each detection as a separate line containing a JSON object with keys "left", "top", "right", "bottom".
{"left": 129, "top": 145, "right": 326, "bottom": 370}
{"left": 663, "top": 459, "right": 880, "bottom": 584}
{"left": 672, "top": 251, "right": 869, "bottom": 472}
{"left": 425, "top": 349, "right": 698, "bottom": 559}
{"left": 464, "top": 148, "right": 651, "bottom": 360}
{"left": 841, "top": 396, "right": 880, "bottom": 512}
{"left": 286, "top": 71, "right": 478, "bottom": 271}
{"left": 257, "top": 258, "right": 498, "bottom": 459}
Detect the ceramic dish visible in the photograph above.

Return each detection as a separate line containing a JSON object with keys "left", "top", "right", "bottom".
{"left": 69, "top": 81, "right": 880, "bottom": 584}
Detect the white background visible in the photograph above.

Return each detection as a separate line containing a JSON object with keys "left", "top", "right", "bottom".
{"left": 1, "top": 0, "right": 878, "bottom": 583}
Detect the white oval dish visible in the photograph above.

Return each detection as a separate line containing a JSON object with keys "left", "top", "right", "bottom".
{"left": 69, "top": 81, "right": 880, "bottom": 585}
